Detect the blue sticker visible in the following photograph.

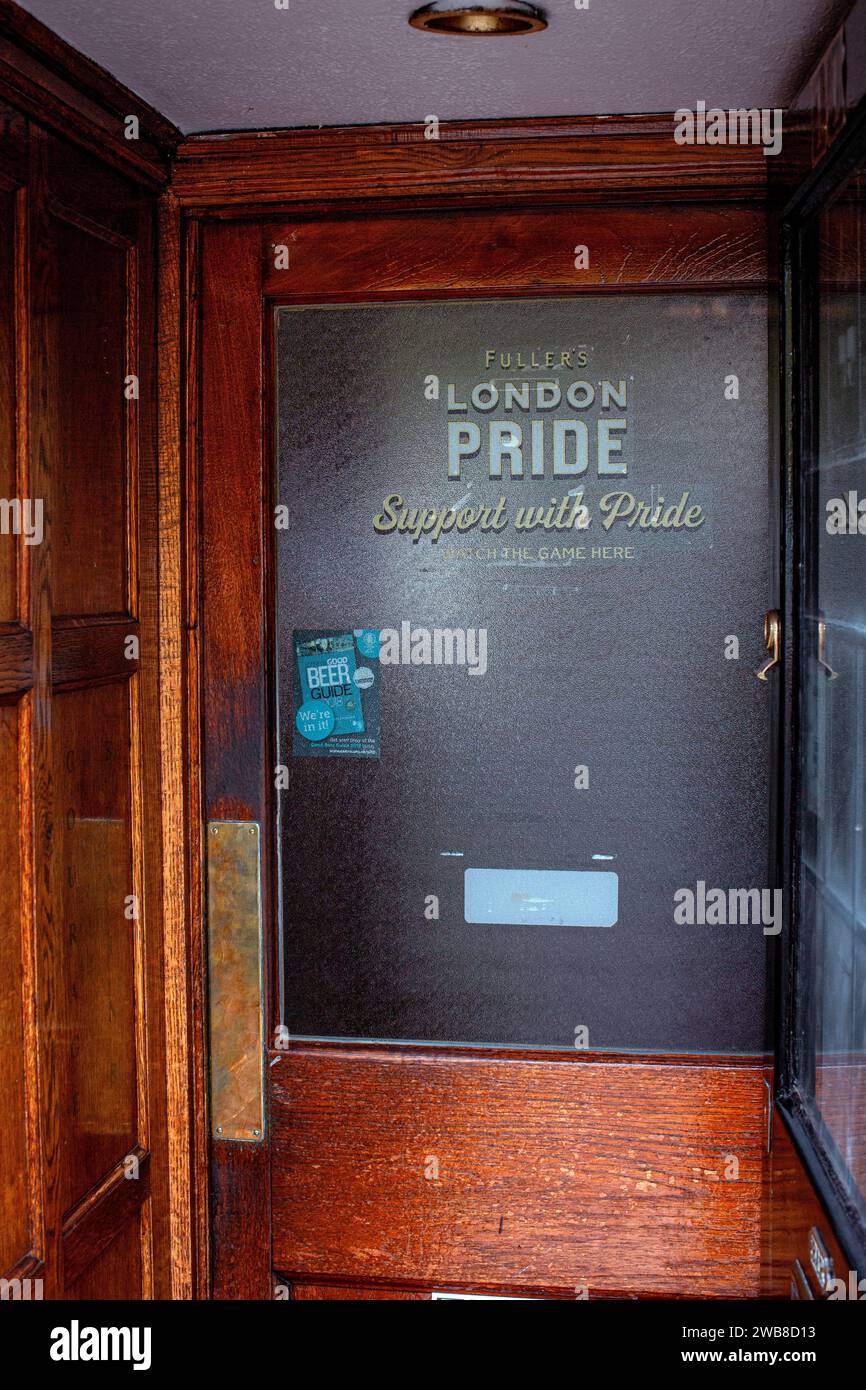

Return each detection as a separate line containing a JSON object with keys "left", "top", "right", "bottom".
{"left": 356, "top": 628, "right": 380, "bottom": 660}
{"left": 295, "top": 701, "right": 335, "bottom": 742}
{"left": 292, "top": 630, "right": 380, "bottom": 758}
{"left": 297, "top": 634, "right": 364, "bottom": 735}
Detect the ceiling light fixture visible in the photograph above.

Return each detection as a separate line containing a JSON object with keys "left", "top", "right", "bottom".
{"left": 408, "top": 3, "right": 547, "bottom": 36}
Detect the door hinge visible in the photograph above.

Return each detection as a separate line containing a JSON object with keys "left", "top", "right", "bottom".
{"left": 756, "top": 609, "right": 781, "bottom": 682}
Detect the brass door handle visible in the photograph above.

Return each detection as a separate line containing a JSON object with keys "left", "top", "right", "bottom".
{"left": 817, "top": 618, "right": 839, "bottom": 680}
{"left": 756, "top": 609, "right": 781, "bottom": 681}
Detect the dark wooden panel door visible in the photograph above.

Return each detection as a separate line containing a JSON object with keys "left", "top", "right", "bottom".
{"left": 0, "top": 114, "right": 170, "bottom": 1300}
{"left": 199, "top": 203, "right": 774, "bottom": 1299}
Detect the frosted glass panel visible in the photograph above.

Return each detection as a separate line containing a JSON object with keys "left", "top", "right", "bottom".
{"left": 276, "top": 295, "right": 770, "bottom": 1051}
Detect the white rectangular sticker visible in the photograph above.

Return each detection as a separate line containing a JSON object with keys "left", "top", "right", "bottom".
{"left": 464, "top": 867, "right": 618, "bottom": 928}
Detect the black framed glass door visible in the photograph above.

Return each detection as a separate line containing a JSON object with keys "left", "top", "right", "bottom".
{"left": 779, "top": 111, "right": 866, "bottom": 1276}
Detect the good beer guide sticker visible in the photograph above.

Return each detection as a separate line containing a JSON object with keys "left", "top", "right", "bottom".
{"left": 292, "top": 629, "right": 381, "bottom": 758}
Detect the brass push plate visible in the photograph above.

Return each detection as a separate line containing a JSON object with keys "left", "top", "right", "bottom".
{"left": 207, "top": 821, "right": 265, "bottom": 1142}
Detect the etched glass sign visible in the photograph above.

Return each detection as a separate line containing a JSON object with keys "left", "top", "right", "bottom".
{"left": 275, "top": 296, "right": 770, "bottom": 1051}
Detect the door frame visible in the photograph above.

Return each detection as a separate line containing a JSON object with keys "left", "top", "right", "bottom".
{"left": 187, "top": 117, "right": 773, "bottom": 1298}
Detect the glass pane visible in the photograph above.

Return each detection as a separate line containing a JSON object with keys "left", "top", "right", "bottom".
{"left": 797, "top": 163, "right": 866, "bottom": 1219}
{"left": 276, "top": 295, "right": 772, "bottom": 1053}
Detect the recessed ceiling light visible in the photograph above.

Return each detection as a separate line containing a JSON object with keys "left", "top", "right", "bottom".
{"left": 409, "top": 3, "right": 547, "bottom": 36}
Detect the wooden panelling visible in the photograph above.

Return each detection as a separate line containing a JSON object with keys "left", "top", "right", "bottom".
{"left": 35, "top": 114, "right": 172, "bottom": 1297}
{"left": 263, "top": 205, "right": 768, "bottom": 298}
{"left": 201, "top": 223, "right": 267, "bottom": 813}
{"left": 0, "top": 98, "right": 26, "bottom": 186}
{"left": 129, "top": 143, "right": 173, "bottom": 1300}
{"left": 0, "top": 0, "right": 177, "bottom": 186}
{"left": 22, "top": 114, "right": 51, "bottom": 1297}
{"left": 0, "top": 91, "right": 43, "bottom": 1295}
{"left": 0, "top": 181, "right": 18, "bottom": 620}
{"left": 173, "top": 115, "right": 768, "bottom": 216}
{"left": 0, "top": 701, "right": 29, "bottom": 1273}
{"left": 62, "top": 1148, "right": 150, "bottom": 1287}
{"left": 183, "top": 217, "right": 211, "bottom": 1297}
{"left": 27, "top": 127, "right": 156, "bottom": 1294}
{"left": 0, "top": 67, "right": 180, "bottom": 1294}
{"left": 156, "top": 190, "right": 206, "bottom": 1298}
{"left": 291, "top": 1281, "right": 429, "bottom": 1300}
{"left": 270, "top": 1046, "right": 768, "bottom": 1299}
{"left": 67, "top": 1216, "right": 143, "bottom": 1301}
{"left": 288, "top": 1277, "right": 571, "bottom": 1298}
{"left": 51, "top": 680, "right": 137, "bottom": 1214}
{"left": 200, "top": 221, "right": 271, "bottom": 1299}
{"left": 44, "top": 198, "right": 130, "bottom": 618}
{"left": 0, "top": 625, "right": 31, "bottom": 693}
{"left": 51, "top": 620, "right": 139, "bottom": 688}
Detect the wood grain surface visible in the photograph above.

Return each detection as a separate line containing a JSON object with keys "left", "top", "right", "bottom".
{"left": 262, "top": 205, "right": 767, "bottom": 297}
{"left": 174, "top": 114, "right": 768, "bottom": 216}
{"left": 271, "top": 1045, "right": 768, "bottom": 1299}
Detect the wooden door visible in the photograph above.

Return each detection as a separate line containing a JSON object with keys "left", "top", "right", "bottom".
{"left": 0, "top": 111, "right": 171, "bottom": 1299}
{"left": 198, "top": 177, "right": 778, "bottom": 1300}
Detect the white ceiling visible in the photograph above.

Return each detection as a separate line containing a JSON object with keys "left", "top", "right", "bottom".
{"left": 19, "top": 0, "right": 848, "bottom": 135}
